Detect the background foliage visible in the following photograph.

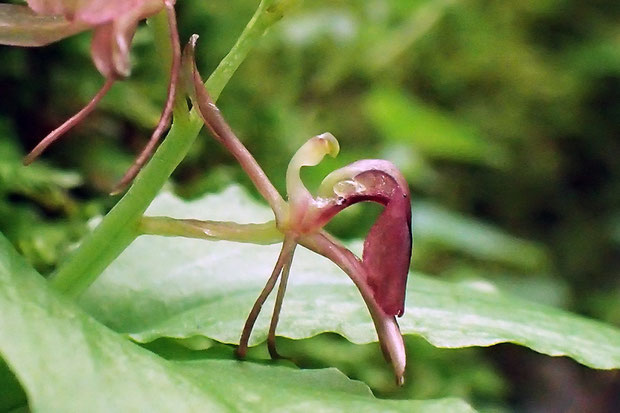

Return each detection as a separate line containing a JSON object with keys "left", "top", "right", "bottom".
{"left": 0, "top": 0, "right": 619, "bottom": 411}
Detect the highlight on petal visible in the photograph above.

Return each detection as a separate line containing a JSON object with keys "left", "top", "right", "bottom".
{"left": 0, "top": 4, "right": 87, "bottom": 46}
{"left": 25, "top": 1, "right": 167, "bottom": 78}
{"left": 26, "top": 0, "right": 79, "bottom": 19}
{"left": 316, "top": 160, "right": 412, "bottom": 317}
{"left": 76, "top": 0, "right": 165, "bottom": 25}
{"left": 90, "top": 23, "right": 122, "bottom": 78}
{"left": 89, "top": 1, "right": 166, "bottom": 79}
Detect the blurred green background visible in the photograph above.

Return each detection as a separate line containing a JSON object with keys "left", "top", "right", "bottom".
{"left": 0, "top": 0, "right": 618, "bottom": 410}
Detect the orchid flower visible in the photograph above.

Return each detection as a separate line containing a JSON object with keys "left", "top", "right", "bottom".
{"left": 143, "top": 36, "right": 412, "bottom": 384}
{"left": 0, "top": 0, "right": 181, "bottom": 192}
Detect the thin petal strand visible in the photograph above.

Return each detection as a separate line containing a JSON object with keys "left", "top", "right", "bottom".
{"left": 111, "top": 0, "right": 181, "bottom": 194}
{"left": 23, "top": 77, "right": 115, "bottom": 165}
{"left": 237, "top": 238, "right": 297, "bottom": 358}
{"left": 184, "top": 36, "right": 286, "bottom": 219}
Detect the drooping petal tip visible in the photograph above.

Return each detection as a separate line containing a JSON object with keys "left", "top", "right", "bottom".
{"left": 377, "top": 313, "right": 406, "bottom": 386}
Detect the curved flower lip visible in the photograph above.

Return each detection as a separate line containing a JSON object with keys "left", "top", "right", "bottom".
{"left": 307, "top": 160, "right": 412, "bottom": 317}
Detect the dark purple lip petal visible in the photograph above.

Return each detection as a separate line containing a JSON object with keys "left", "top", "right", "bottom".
{"left": 360, "top": 173, "right": 411, "bottom": 316}
{"left": 315, "top": 161, "right": 412, "bottom": 316}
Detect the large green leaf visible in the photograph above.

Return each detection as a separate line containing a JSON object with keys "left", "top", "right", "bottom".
{"left": 175, "top": 359, "right": 473, "bottom": 412}
{"left": 0, "top": 232, "right": 473, "bottom": 412}
{"left": 80, "top": 187, "right": 620, "bottom": 370}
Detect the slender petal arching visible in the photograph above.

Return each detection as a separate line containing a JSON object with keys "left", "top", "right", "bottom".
{"left": 183, "top": 35, "right": 286, "bottom": 219}
{"left": 237, "top": 238, "right": 297, "bottom": 358}
{"left": 267, "top": 241, "right": 297, "bottom": 359}
{"left": 23, "top": 77, "right": 116, "bottom": 165}
{"left": 111, "top": 0, "right": 181, "bottom": 195}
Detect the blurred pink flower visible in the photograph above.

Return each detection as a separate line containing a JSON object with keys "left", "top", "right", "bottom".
{"left": 0, "top": 0, "right": 180, "bottom": 192}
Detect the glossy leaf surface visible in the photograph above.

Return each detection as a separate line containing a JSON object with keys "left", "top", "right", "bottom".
{"left": 80, "top": 187, "right": 620, "bottom": 370}
{"left": 0, "top": 232, "right": 472, "bottom": 412}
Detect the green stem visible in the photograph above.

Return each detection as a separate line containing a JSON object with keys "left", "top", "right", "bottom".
{"left": 205, "top": 0, "right": 293, "bottom": 101}
{"left": 139, "top": 216, "right": 282, "bottom": 245}
{"left": 50, "top": 0, "right": 289, "bottom": 297}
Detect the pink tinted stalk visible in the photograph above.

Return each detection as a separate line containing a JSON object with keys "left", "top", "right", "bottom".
{"left": 186, "top": 38, "right": 286, "bottom": 220}
{"left": 237, "top": 237, "right": 297, "bottom": 358}
{"left": 23, "top": 76, "right": 115, "bottom": 165}
{"left": 139, "top": 216, "right": 283, "bottom": 245}
{"left": 111, "top": 0, "right": 181, "bottom": 194}
{"left": 267, "top": 241, "right": 297, "bottom": 358}
{"left": 300, "top": 231, "right": 406, "bottom": 385}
